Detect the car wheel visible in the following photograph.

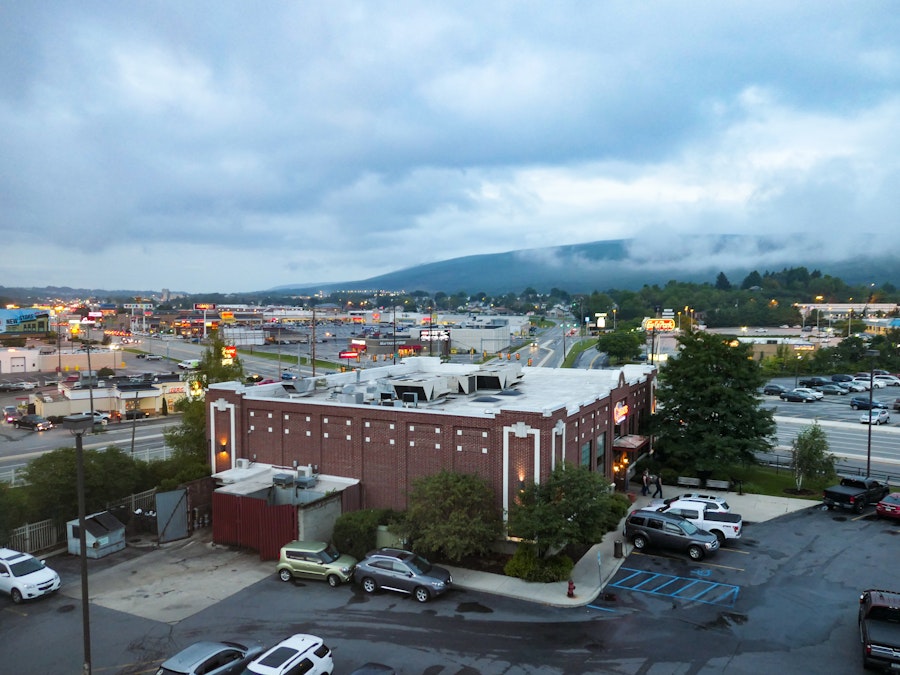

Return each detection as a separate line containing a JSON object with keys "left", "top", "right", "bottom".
{"left": 362, "top": 577, "right": 378, "bottom": 594}
{"left": 851, "top": 403, "right": 859, "bottom": 409}
{"left": 326, "top": 574, "right": 340, "bottom": 588}
{"left": 632, "top": 534, "right": 647, "bottom": 551}
{"left": 414, "top": 586, "right": 431, "bottom": 603}
{"left": 278, "top": 569, "right": 292, "bottom": 582}
{"left": 11, "top": 588, "right": 23, "bottom": 604}
{"left": 712, "top": 530, "right": 725, "bottom": 546}
{"left": 854, "top": 500, "right": 866, "bottom": 514}
{"left": 687, "top": 545, "right": 705, "bottom": 561}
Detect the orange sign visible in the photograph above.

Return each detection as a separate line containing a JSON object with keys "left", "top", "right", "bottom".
{"left": 614, "top": 401, "right": 629, "bottom": 424}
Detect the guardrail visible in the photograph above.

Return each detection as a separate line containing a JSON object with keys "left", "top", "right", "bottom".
{"left": 758, "top": 452, "right": 896, "bottom": 486}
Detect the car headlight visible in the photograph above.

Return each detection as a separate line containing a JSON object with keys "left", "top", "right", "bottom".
{"left": 340, "top": 566, "right": 352, "bottom": 574}
{"left": 705, "top": 542, "right": 713, "bottom": 549}
{"left": 430, "top": 580, "right": 445, "bottom": 588}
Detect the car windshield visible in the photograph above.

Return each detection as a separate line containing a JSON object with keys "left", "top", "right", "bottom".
{"left": 680, "top": 519, "right": 700, "bottom": 535}
{"left": 405, "top": 554, "right": 432, "bottom": 575}
{"left": 10, "top": 556, "right": 44, "bottom": 577}
{"left": 322, "top": 544, "right": 340, "bottom": 562}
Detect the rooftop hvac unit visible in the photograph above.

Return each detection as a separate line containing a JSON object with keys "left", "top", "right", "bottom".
{"left": 235, "top": 458, "right": 250, "bottom": 470}
{"left": 296, "top": 464, "right": 319, "bottom": 489}
{"left": 273, "top": 473, "right": 294, "bottom": 487}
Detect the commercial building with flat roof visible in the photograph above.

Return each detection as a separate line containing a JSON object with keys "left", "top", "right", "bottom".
{"left": 207, "top": 357, "right": 656, "bottom": 518}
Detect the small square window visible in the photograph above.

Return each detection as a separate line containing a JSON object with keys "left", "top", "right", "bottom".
{"left": 324, "top": 432, "right": 329, "bottom": 438}
{"left": 435, "top": 443, "right": 440, "bottom": 449}
{"left": 346, "top": 420, "right": 351, "bottom": 426}
{"left": 346, "top": 435, "right": 351, "bottom": 441}
{"left": 306, "top": 416, "right": 311, "bottom": 422}
{"left": 389, "top": 439, "right": 395, "bottom": 445}
{"left": 389, "top": 423, "right": 395, "bottom": 430}
{"left": 284, "top": 429, "right": 289, "bottom": 434}
{"left": 284, "top": 414, "right": 289, "bottom": 420}
{"left": 306, "top": 431, "right": 311, "bottom": 436}
{"left": 410, "top": 441, "right": 415, "bottom": 447}
{"left": 365, "top": 421, "right": 370, "bottom": 428}
{"left": 482, "top": 431, "right": 488, "bottom": 438}
{"left": 324, "top": 418, "right": 329, "bottom": 424}
{"left": 409, "top": 425, "right": 415, "bottom": 432}
{"left": 435, "top": 427, "right": 441, "bottom": 434}
{"left": 365, "top": 436, "right": 370, "bottom": 442}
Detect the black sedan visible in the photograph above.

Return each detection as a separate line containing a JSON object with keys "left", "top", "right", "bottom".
{"left": 816, "top": 384, "right": 847, "bottom": 396}
{"left": 763, "top": 383, "right": 789, "bottom": 396}
{"left": 780, "top": 390, "right": 817, "bottom": 403}
{"left": 124, "top": 409, "right": 149, "bottom": 420}
{"left": 850, "top": 396, "right": 889, "bottom": 410}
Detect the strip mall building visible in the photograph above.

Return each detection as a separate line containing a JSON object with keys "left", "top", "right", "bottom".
{"left": 206, "top": 357, "right": 656, "bottom": 520}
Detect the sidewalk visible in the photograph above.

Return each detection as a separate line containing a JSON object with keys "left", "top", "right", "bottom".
{"left": 444, "top": 490, "right": 816, "bottom": 607}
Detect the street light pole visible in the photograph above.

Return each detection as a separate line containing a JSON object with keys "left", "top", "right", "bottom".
{"left": 63, "top": 413, "right": 94, "bottom": 675}
{"left": 865, "top": 349, "right": 880, "bottom": 477}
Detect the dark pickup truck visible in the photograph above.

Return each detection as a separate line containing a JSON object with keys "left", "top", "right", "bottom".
{"left": 798, "top": 376, "right": 831, "bottom": 388}
{"left": 859, "top": 589, "right": 900, "bottom": 671}
{"left": 823, "top": 477, "right": 890, "bottom": 513}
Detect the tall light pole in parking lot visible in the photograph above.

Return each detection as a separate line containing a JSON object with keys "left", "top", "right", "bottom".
{"left": 63, "top": 412, "right": 94, "bottom": 675}
{"left": 865, "top": 349, "right": 880, "bottom": 477}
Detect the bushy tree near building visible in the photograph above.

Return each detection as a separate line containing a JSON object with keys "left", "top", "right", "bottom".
{"left": 507, "top": 462, "right": 626, "bottom": 558}
{"left": 395, "top": 470, "right": 502, "bottom": 562}
{"left": 654, "top": 330, "right": 775, "bottom": 474}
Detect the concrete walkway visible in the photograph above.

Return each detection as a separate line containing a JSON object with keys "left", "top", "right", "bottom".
{"left": 445, "top": 491, "right": 817, "bottom": 607}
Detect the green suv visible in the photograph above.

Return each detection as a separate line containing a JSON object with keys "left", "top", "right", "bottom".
{"left": 276, "top": 541, "right": 357, "bottom": 587}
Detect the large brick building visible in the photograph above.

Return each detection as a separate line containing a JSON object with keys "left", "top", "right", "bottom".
{"left": 206, "top": 357, "right": 656, "bottom": 517}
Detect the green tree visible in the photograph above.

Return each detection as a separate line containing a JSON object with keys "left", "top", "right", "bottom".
{"left": 595, "top": 330, "right": 643, "bottom": 363}
{"left": 396, "top": 470, "right": 502, "bottom": 562}
{"left": 715, "top": 272, "right": 732, "bottom": 290}
{"left": 507, "top": 463, "right": 622, "bottom": 558}
{"left": 654, "top": 330, "right": 775, "bottom": 473}
{"left": 21, "top": 446, "right": 143, "bottom": 523}
{"left": 790, "top": 423, "right": 836, "bottom": 491}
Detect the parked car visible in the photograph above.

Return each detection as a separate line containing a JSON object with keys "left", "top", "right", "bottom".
{"left": 792, "top": 387, "right": 824, "bottom": 400}
{"left": 893, "top": 397, "right": 900, "bottom": 412}
{"left": 797, "top": 376, "right": 830, "bottom": 388}
{"left": 860, "top": 409, "right": 891, "bottom": 425}
{"left": 146, "top": 354, "right": 163, "bottom": 361}
{"left": 276, "top": 541, "right": 357, "bottom": 587}
{"left": 14, "top": 415, "right": 53, "bottom": 431}
{"left": 155, "top": 640, "right": 265, "bottom": 675}
{"left": 874, "top": 375, "right": 900, "bottom": 387}
{"left": 90, "top": 411, "right": 111, "bottom": 425}
{"left": 623, "top": 509, "right": 720, "bottom": 560}
{"left": 124, "top": 409, "right": 149, "bottom": 420}
{"left": 656, "top": 500, "right": 743, "bottom": 545}
{"left": 876, "top": 493, "right": 900, "bottom": 521}
{"left": 839, "top": 381, "right": 868, "bottom": 393}
{"left": 858, "top": 589, "right": 900, "bottom": 671}
{"left": 8, "top": 380, "right": 37, "bottom": 390}
{"left": 354, "top": 548, "right": 452, "bottom": 602}
{"left": 851, "top": 377, "right": 872, "bottom": 390}
{"left": 780, "top": 390, "right": 818, "bottom": 403}
{"left": 831, "top": 374, "right": 854, "bottom": 382}
{"left": 0, "top": 548, "right": 61, "bottom": 604}
{"left": 240, "top": 634, "right": 333, "bottom": 675}
{"left": 762, "top": 383, "right": 788, "bottom": 396}
{"left": 659, "top": 493, "right": 732, "bottom": 513}
{"left": 823, "top": 477, "right": 890, "bottom": 513}
{"left": 815, "top": 384, "right": 847, "bottom": 396}
{"left": 850, "top": 397, "right": 889, "bottom": 410}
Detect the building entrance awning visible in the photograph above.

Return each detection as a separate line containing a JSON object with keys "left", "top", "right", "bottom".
{"left": 614, "top": 434, "right": 648, "bottom": 450}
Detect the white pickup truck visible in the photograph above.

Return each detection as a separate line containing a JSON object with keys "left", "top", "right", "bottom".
{"left": 657, "top": 499, "right": 743, "bottom": 545}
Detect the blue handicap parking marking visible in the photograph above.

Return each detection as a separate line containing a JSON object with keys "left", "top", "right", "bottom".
{"left": 609, "top": 567, "right": 740, "bottom": 607}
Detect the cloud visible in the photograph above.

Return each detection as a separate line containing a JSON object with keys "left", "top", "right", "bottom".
{"left": 1, "top": 2, "right": 899, "bottom": 292}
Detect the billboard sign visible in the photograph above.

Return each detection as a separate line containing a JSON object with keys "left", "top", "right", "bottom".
{"left": 643, "top": 318, "right": 676, "bottom": 332}
{"left": 194, "top": 303, "right": 217, "bottom": 311}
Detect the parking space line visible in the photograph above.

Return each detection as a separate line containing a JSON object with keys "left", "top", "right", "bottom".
{"left": 609, "top": 567, "right": 741, "bottom": 607}
{"left": 630, "top": 550, "right": 745, "bottom": 572}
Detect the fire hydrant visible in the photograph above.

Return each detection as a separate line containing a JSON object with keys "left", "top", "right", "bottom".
{"left": 567, "top": 579, "right": 575, "bottom": 598}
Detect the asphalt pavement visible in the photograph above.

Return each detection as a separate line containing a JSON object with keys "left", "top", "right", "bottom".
{"left": 50, "top": 489, "right": 817, "bottom": 622}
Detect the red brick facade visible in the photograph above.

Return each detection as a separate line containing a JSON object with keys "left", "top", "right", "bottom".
{"left": 207, "top": 366, "right": 654, "bottom": 514}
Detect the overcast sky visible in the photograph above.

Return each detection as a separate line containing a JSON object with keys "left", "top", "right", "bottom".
{"left": 2, "top": 2, "right": 899, "bottom": 294}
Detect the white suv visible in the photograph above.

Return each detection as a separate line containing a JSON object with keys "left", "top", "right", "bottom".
{"left": 0, "top": 548, "right": 61, "bottom": 604}
{"left": 240, "top": 634, "right": 333, "bottom": 675}
{"left": 660, "top": 493, "right": 731, "bottom": 513}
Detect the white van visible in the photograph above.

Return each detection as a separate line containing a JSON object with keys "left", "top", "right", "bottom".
{"left": 177, "top": 359, "right": 200, "bottom": 370}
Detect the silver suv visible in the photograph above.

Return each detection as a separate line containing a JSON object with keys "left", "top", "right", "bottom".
{"left": 354, "top": 548, "right": 452, "bottom": 603}
{"left": 623, "top": 509, "right": 720, "bottom": 560}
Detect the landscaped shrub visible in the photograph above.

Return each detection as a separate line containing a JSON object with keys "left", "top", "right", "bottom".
{"left": 504, "top": 542, "right": 574, "bottom": 582}
{"left": 332, "top": 508, "right": 398, "bottom": 560}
